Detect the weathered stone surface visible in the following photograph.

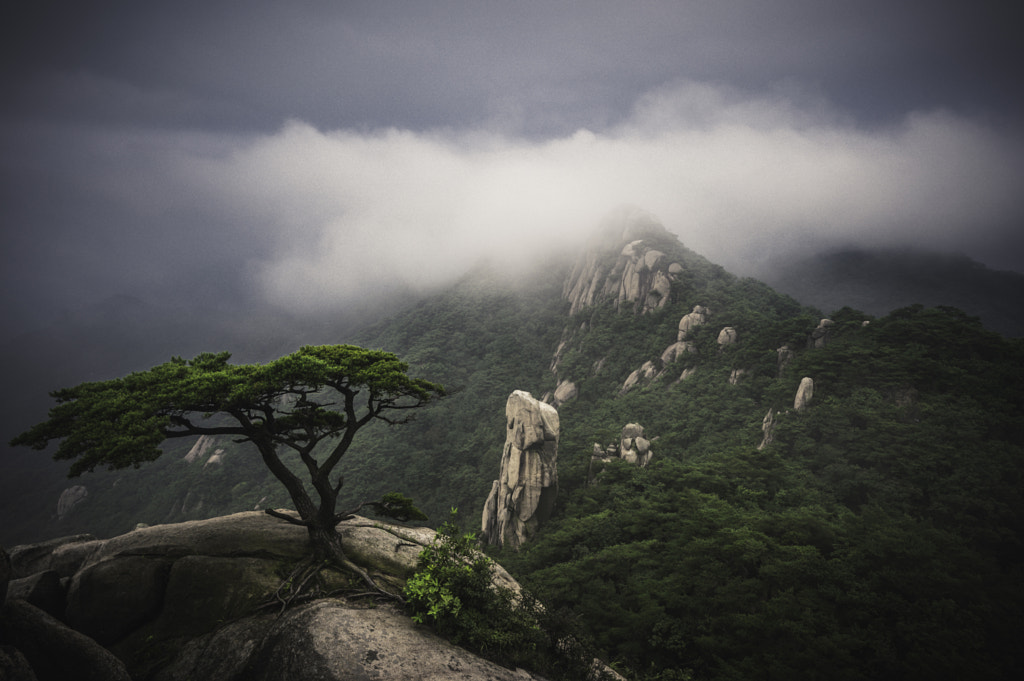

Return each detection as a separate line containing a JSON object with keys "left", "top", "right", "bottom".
{"left": 8, "top": 534, "right": 96, "bottom": 579}
{"left": 620, "top": 360, "right": 658, "bottom": 394}
{"left": 717, "top": 326, "right": 738, "bottom": 346}
{"left": 154, "top": 600, "right": 544, "bottom": 681}
{"left": 794, "top": 377, "right": 815, "bottom": 411}
{"left": 809, "top": 318, "right": 834, "bottom": 348}
{"left": 5, "top": 511, "right": 541, "bottom": 681}
{"left": 0, "top": 598, "right": 132, "bottom": 681}
{"left": 562, "top": 208, "right": 680, "bottom": 315}
{"left": 728, "top": 368, "right": 746, "bottom": 384}
{"left": 552, "top": 379, "right": 578, "bottom": 406}
{"left": 620, "top": 424, "right": 653, "bottom": 467}
{"left": 55, "top": 511, "right": 439, "bottom": 649}
{"left": 758, "top": 408, "right": 776, "bottom": 450}
{"left": 482, "top": 391, "right": 559, "bottom": 550}
{"left": 677, "top": 305, "right": 709, "bottom": 341}
{"left": 660, "top": 341, "right": 695, "bottom": 365}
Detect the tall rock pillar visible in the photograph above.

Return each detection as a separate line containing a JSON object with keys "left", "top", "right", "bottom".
{"left": 481, "top": 391, "right": 559, "bottom": 550}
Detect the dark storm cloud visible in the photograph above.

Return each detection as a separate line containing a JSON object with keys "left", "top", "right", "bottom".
{"left": 6, "top": 1, "right": 1022, "bottom": 132}
{"left": 2, "top": 1, "right": 1022, "bottom": 326}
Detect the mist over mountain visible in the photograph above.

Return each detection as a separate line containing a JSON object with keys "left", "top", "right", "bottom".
{"left": 755, "top": 247, "right": 1024, "bottom": 337}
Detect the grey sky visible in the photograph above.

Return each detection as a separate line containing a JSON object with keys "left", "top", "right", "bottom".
{"left": 3, "top": 0, "right": 1023, "bottom": 325}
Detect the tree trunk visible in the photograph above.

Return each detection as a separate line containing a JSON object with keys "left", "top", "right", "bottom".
{"left": 306, "top": 516, "right": 399, "bottom": 600}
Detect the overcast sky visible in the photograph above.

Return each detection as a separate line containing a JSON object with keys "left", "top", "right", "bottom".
{"left": 3, "top": 0, "right": 1023, "bottom": 328}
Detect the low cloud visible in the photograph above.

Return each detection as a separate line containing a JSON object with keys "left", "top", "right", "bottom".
{"left": 8, "top": 82, "right": 1024, "bottom": 316}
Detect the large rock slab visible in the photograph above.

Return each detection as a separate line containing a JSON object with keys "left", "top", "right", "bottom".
{"left": 154, "top": 599, "right": 543, "bottom": 681}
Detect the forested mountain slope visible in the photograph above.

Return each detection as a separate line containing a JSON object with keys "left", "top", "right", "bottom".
{"left": 7, "top": 209, "right": 1023, "bottom": 680}
{"left": 355, "top": 209, "right": 1024, "bottom": 679}
{"left": 755, "top": 247, "right": 1024, "bottom": 338}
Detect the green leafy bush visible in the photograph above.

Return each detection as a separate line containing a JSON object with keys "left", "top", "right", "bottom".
{"left": 405, "top": 510, "right": 600, "bottom": 679}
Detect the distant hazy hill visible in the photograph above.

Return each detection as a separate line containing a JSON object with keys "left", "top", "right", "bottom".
{"left": 755, "top": 248, "right": 1024, "bottom": 337}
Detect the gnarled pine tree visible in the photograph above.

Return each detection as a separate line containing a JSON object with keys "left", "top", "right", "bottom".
{"left": 10, "top": 344, "right": 444, "bottom": 598}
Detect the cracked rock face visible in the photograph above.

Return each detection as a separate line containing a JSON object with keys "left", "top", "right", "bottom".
{"left": 562, "top": 209, "right": 682, "bottom": 315}
{"left": 481, "top": 391, "right": 559, "bottom": 550}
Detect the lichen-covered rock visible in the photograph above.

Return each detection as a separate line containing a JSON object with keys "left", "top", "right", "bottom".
{"left": 794, "top": 377, "right": 815, "bottom": 411}
{"left": 481, "top": 391, "right": 559, "bottom": 550}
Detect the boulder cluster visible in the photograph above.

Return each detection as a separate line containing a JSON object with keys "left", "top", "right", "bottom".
{"left": 620, "top": 304, "right": 743, "bottom": 394}
{"left": 1, "top": 512, "right": 535, "bottom": 681}
{"left": 562, "top": 208, "right": 684, "bottom": 316}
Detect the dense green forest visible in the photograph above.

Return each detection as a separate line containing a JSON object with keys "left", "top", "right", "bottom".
{"left": 500, "top": 303, "right": 1024, "bottom": 680}
{"left": 10, "top": 221, "right": 1023, "bottom": 680}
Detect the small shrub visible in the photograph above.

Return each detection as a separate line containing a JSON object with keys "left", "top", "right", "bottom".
{"left": 405, "top": 510, "right": 599, "bottom": 679}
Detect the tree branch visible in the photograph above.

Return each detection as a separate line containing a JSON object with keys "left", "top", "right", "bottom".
{"left": 264, "top": 508, "right": 309, "bottom": 526}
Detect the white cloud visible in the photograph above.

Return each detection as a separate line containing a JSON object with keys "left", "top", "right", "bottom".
{"left": 37, "top": 82, "right": 1022, "bottom": 313}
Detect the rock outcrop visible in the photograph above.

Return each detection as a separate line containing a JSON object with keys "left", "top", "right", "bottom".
{"left": 618, "top": 423, "right": 653, "bottom": 467}
{"left": 677, "top": 305, "right": 709, "bottom": 340}
{"left": 481, "top": 391, "right": 559, "bottom": 550}
{"left": 717, "top": 326, "right": 738, "bottom": 347}
{"left": 562, "top": 208, "right": 683, "bottom": 315}
{"left": 808, "top": 319, "right": 834, "bottom": 348}
{"left": 57, "top": 485, "right": 88, "bottom": 520}
{"left": 794, "top": 377, "right": 815, "bottom": 411}
{"left": 757, "top": 409, "right": 777, "bottom": 450}
{"left": 551, "top": 379, "right": 578, "bottom": 406}
{"left": 2, "top": 512, "right": 537, "bottom": 681}
{"left": 589, "top": 423, "right": 655, "bottom": 477}
{"left": 620, "top": 360, "right": 659, "bottom": 395}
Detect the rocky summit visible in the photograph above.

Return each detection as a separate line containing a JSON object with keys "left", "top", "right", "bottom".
{"left": 0, "top": 511, "right": 540, "bottom": 681}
